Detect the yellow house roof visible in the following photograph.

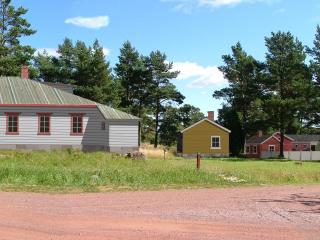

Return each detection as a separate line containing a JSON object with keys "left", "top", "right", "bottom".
{"left": 181, "top": 118, "right": 231, "bottom": 134}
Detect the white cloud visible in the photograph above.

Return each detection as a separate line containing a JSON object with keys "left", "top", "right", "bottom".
{"left": 102, "top": 48, "right": 111, "bottom": 56}
{"left": 163, "top": 0, "right": 279, "bottom": 11}
{"left": 35, "top": 48, "right": 60, "bottom": 57}
{"left": 65, "top": 16, "right": 109, "bottom": 29}
{"left": 172, "top": 61, "right": 227, "bottom": 88}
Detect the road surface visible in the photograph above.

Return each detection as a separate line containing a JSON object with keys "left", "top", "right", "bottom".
{"left": 0, "top": 185, "right": 319, "bottom": 240}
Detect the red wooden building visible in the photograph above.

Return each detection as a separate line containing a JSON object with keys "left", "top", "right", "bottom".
{"left": 245, "top": 131, "right": 320, "bottom": 158}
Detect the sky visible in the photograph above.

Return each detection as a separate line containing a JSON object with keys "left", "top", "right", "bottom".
{"left": 12, "top": 0, "right": 320, "bottom": 116}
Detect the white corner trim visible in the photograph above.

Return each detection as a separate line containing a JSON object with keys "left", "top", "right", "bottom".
{"left": 272, "top": 132, "right": 295, "bottom": 141}
{"left": 181, "top": 118, "right": 231, "bottom": 134}
{"left": 260, "top": 135, "right": 280, "bottom": 145}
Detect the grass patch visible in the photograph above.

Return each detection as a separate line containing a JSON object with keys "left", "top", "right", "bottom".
{"left": 0, "top": 150, "right": 319, "bottom": 193}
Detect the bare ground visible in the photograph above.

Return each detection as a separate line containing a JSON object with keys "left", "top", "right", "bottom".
{"left": 0, "top": 185, "right": 319, "bottom": 240}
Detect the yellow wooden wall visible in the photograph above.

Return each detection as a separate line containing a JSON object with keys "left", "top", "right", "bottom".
{"left": 182, "top": 120, "right": 229, "bottom": 155}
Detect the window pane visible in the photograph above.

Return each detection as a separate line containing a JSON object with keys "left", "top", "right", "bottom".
{"left": 7, "top": 115, "right": 18, "bottom": 133}
{"left": 39, "top": 115, "right": 50, "bottom": 133}
{"left": 71, "top": 115, "right": 83, "bottom": 134}
{"left": 212, "top": 137, "right": 220, "bottom": 148}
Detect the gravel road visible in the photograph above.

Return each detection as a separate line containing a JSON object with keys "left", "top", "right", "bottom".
{"left": 0, "top": 185, "right": 319, "bottom": 240}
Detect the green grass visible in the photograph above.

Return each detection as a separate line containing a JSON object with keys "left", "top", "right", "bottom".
{"left": 0, "top": 150, "right": 319, "bottom": 193}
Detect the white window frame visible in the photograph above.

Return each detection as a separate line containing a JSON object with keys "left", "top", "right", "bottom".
{"left": 246, "top": 145, "right": 250, "bottom": 154}
{"left": 211, "top": 136, "right": 221, "bottom": 149}
{"left": 252, "top": 145, "right": 257, "bottom": 154}
{"left": 269, "top": 145, "right": 275, "bottom": 152}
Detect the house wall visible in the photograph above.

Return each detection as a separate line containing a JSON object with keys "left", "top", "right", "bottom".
{"left": 108, "top": 121, "right": 139, "bottom": 153}
{"left": 182, "top": 120, "right": 229, "bottom": 156}
{"left": 0, "top": 107, "right": 139, "bottom": 152}
{"left": 245, "top": 144, "right": 260, "bottom": 158}
{"left": 292, "top": 142, "right": 311, "bottom": 151}
{"left": 260, "top": 137, "right": 292, "bottom": 152}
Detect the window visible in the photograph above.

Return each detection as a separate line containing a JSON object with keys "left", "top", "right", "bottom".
{"left": 211, "top": 136, "right": 221, "bottom": 149}
{"left": 70, "top": 114, "right": 84, "bottom": 135}
{"left": 311, "top": 145, "right": 316, "bottom": 151}
{"left": 38, "top": 113, "right": 51, "bottom": 135}
{"left": 269, "top": 145, "right": 275, "bottom": 152}
{"left": 246, "top": 146, "right": 250, "bottom": 154}
{"left": 6, "top": 113, "right": 19, "bottom": 135}
{"left": 303, "top": 144, "right": 307, "bottom": 151}
{"left": 252, "top": 145, "right": 257, "bottom": 154}
{"left": 101, "top": 122, "right": 106, "bottom": 130}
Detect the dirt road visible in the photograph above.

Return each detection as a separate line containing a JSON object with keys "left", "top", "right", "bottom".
{"left": 0, "top": 185, "right": 319, "bottom": 240}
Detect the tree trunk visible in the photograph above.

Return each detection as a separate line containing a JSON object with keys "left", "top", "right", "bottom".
{"left": 154, "top": 101, "right": 160, "bottom": 148}
{"left": 279, "top": 107, "right": 285, "bottom": 158}
{"left": 279, "top": 130, "right": 284, "bottom": 158}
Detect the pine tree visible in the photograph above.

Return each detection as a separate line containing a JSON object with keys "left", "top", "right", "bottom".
{"left": 306, "top": 25, "right": 320, "bottom": 127}
{"left": 264, "top": 31, "right": 311, "bottom": 157}
{"left": 145, "top": 50, "right": 184, "bottom": 148}
{"left": 115, "top": 41, "right": 150, "bottom": 117}
{"left": 213, "top": 42, "right": 264, "bottom": 152}
{"left": 57, "top": 38, "right": 75, "bottom": 83}
{"left": 0, "top": 0, "right": 36, "bottom": 76}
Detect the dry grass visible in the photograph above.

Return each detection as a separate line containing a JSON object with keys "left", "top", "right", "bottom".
{"left": 139, "top": 143, "right": 175, "bottom": 159}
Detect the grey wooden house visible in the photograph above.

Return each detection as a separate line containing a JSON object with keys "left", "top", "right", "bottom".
{"left": 0, "top": 68, "right": 140, "bottom": 153}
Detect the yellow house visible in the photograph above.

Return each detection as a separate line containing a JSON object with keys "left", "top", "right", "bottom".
{"left": 177, "top": 111, "right": 231, "bottom": 157}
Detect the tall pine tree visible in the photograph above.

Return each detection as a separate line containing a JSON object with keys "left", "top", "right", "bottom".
{"left": 145, "top": 50, "right": 184, "bottom": 148}
{"left": 264, "top": 31, "right": 311, "bottom": 157}
{"left": 213, "top": 42, "right": 264, "bottom": 153}
{"left": 0, "top": 0, "right": 36, "bottom": 76}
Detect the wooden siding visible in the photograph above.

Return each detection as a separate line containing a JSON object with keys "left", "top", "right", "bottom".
{"left": 109, "top": 124, "right": 139, "bottom": 147}
{"left": 0, "top": 107, "right": 108, "bottom": 146}
{"left": 182, "top": 120, "right": 229, "bottom": 155}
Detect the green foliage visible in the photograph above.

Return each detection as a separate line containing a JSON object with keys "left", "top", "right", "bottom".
{"left": 158, "top": 104, "right": 204, "bottom": 146}
{"left": 145, "top": 50, "right": 185, "bottom": 147}
{"left": 115, "top": 41, "right": 150, "bottom": 116}
{"left": 216, "top": 29, "right": 320, "bottom": 156}
{"left": 0, "top": 0, "right": 36, "bottom": 76}
{"left": 35, "top": 38, "right": 115, "bottom": 105}
{"left": 217, "top": 106, "right": 243, "bottom": 156}
{"left": 264, "top": 31, "right": 312, "bottom": 157}
{"left": 213, "top": 42, "right": 265, "bottom": 152}
{"left": 305, "top": 25, "right": 320, "bottom": 127}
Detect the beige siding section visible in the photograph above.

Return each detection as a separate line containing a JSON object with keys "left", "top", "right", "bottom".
{"left": 182, "top": 120, "right": 229, "bottom": 155}
{"left": 0, "top": 107, "right": 108, "bottom": 146}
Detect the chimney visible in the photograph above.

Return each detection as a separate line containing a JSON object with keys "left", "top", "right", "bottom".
{"left": 207, "top": 111, "right": 214, "bottom": 121}
{"left": 21, "top": 66, "right": 29, "bottom": 79}
{"left": 257, "top": 130, "right": 263, "bottom": 137}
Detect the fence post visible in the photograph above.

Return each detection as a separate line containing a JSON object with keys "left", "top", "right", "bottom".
{"left": 196, "top": 153, "right": 201, "bottom": 170}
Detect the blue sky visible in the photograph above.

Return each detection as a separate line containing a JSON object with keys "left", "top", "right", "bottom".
{"left": 13, "top": 0, "right": 320, "bottom": 116}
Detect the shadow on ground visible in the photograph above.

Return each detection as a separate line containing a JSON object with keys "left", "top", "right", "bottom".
{"left": 258, "top": 193, "right": 320, "bottom": 214}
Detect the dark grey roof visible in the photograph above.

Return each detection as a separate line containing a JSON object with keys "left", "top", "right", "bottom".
{"left": 287, "top": 135, "right": 320, "bottom": 142}
{"left": 246, "top": 135, "right": 272, "bottom": 144}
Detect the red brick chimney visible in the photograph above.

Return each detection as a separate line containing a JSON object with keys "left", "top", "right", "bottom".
{"left": 21, "top": 66, "right": 29, "bottom": 79}
{"left": 207, "top": 111, "right": 214, "bottom": 121}
{"left": 257, "top": 130, "right": 263, "bottom": 137}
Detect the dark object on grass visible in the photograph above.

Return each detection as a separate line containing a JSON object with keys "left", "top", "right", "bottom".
{"left": 126, "top": 151, "right": 146, "bottom": 160}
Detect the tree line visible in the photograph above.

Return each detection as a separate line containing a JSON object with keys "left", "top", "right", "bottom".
{"left": 0, "top": 0, "right": 204, "bottom": 147}
{"left": 1, "top": 0, "right": 319, "bottom": 155}
{"left": 215, "top": 29, "right": 320, "bottom": 157}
